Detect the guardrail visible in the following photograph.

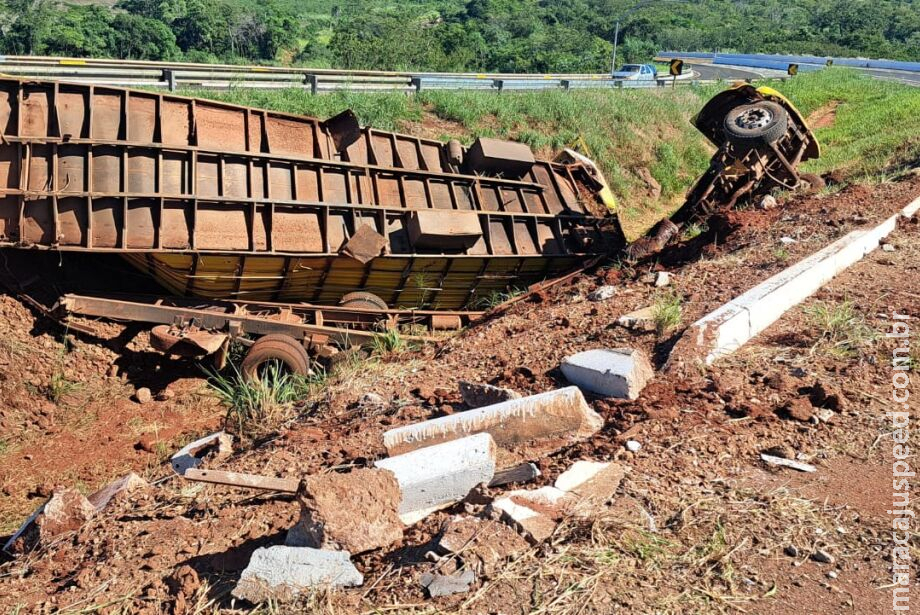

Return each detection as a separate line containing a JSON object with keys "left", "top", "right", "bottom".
{"left": 0, "top": 54, "right": 708, "bottom": 92}
{"left": 659, "top": 51, "right": 920, "bottom": 74}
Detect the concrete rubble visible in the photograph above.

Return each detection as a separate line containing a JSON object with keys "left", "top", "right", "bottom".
{"left": 232, "top": 546, "right": 363, "bottom": 603}
{"left": 617, "top": 306, "right": 657, "bottom": 332}
{"left": 438, "top": 516, "right": 530, "bottom": 573}
{"left": 459, "top": 380, "right": 520, "bottom": 408}
{"left": 291, "top": 467, "right": 404, "bottom": 553}
{"left": 87, "top": 472, "right": 149, "bottom": 511}
{"left": 382, "top": 386, "right": 604, "bottom": 465}
{"left": 561, "top": 348, "right": 654, "bottom": 400}
{"left": 587, "top": 285, "right": 617, "bottom": 302}
{"left": 170, "top": 431, "right": 233, "bottom": 475}
{"left": 3, "top": 489, "right": 95, "bottom": 554}
{"left": 375, "top": 433, "right": 497, "bottom": 524}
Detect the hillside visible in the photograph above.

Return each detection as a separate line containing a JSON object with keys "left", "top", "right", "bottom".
{"left": 0, "top": 0, "right": 918, "bottom": 71}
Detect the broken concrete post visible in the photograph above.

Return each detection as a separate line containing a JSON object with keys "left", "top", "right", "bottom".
{"left": 616, "top": 306, "right": 656, "bottom": 332}
{"left": 232, "top": 546, "right": 363, "bottom": 603}
{"left": 560, "top": 348, "right": 653, "bottom": 400}
{"left": 3, "top": 489, "right": 95, "bottom": 554}
{"left": 87, "top": 472, "right": 149, "bottom": 511}
{"left": 382, "top": 387, "right": 603, "bottom": 465}
{"left": 459, "top": 381, "right": 520, "bottom": 408}
{"left": 375, "top": 433, "right": 497, "bottom": 523}
{"left": 170, "top": 431, "right": 233, "bottom": 475}
{"left": 491, "top": 490, "right": 562, "bottom": 543}
{"left": 291, "top": 468, "right": 404, "bottom": 554}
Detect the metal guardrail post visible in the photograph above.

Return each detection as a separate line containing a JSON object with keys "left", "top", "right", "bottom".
{"left": 411, "top": 77, "right": 422, "bottom": 92}
{"left": 163, "top": 69, "right": 177, "bottom": 92}
{"left": 561, "top": 79, "right": 571, "bottom": 91}
{"left": 494, "top": 79, "right": 504, "bottom": 92}
{"left": 305, "top": 74, "right": 318, "bottom": 95}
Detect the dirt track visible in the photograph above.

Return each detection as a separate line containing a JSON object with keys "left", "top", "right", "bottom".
{"left": 0, "top": 175, "right": 918, "bottom": 613}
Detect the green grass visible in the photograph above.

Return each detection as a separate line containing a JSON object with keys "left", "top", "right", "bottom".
{"left": 185, "top": 69, "right": 920, "bottom": 237}
{"left": 206, "top": 361, "right": 324, "bottom": 438}
{"left": 653, "top": 291, "right": 683, "bottom": 337}
{"left": 804, "top": 299, "right": 877, "bottom": 357}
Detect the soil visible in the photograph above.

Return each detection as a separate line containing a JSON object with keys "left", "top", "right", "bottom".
{"left": 0, "top": 173, "right": 917, "bottom": 614}
{"left": 808, "top": 100, "right": 841, "bottom": 130}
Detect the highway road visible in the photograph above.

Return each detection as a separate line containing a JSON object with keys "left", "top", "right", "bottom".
{"left": 687, "top": 61, "right": 920, "bottom": 86}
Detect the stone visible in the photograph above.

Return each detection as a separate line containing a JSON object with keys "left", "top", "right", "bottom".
{"left": 815, "top": 408, "right": 835, "bottom": 423}
{"left": 155, "top": 389, "right": 175, "bottom": 401}
{"left": 491, "top": 495, "right": 558, "bottom": 543}
{"left": 779, "top": 236, "right": 796, "bottom": 245}
{"left": 232, "top": 546, "right": 363, "bottom": 603}
{"left": 811, "top": 549, "right": 835, "bottom": 564}
{"left": 760, "top": 453, "right": 816, "bottom": 473}
{"left": 295, "top": 468, "right": 404, "bottom": 554}
{"left": 382, "top": 387, "right": 603, "bottom": 466}
{"left": 625, "top": 440, "right": 642, "bottom": 453}
{"left": 654, "top": 272, "right": 671, "bottom": 288}
{"left": 87, "top": 472, "right": 149, "bottom": 511}
{"left": 438, "top": 516, "right": 530, "bottom": 572}
{"left": 636, "top": 167, "right": 662, "bottom": 200}
{"left": 459, "top": 381, "right": 520, "bottom": 408}
{"left": 375, "top": 434, "right": 497, "bottom": 522}
{"left": 4, "top": 489, "right": 95, "bottom": 553}
{"left": 758, "top": 195, "right": 778, "bottom": 210}
{"left": 134, "top": 387, "right": 153, "bottom": 404}
{"left": 561, "top": 348, "right": 654, "bottom": 400}
{"left": 170, "top": 431, "right": 233, "bottom": 475}
{"left": 420, "top": 569, "right": 475, "bottom": 597}
{"left": 617, "top": 306, "right": 657, "bottom": 332}
{"left": 881, "top": 243, "right": 896, "bottom": 252}
{"left": 587, "top": 286, "right": 617, "bottom": 302}
{"left": 554, "top": 461, "right": 626, "bottom": 511}
{"left": 784, "top": 545, "right": 799, "bottom": 557}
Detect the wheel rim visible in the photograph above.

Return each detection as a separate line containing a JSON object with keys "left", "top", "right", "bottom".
{"left": 735, "top": 107, "right": 773, "bottom": 130}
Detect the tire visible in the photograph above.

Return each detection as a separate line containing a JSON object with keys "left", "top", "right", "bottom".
{"left": 241, "top": 334, "right": 311, "bottom": 382}
{"left": 724, "top": 101, "right": 789, "bottom": 146}
{"left": 339, "top": 291, "right": 388, "bottom": 311}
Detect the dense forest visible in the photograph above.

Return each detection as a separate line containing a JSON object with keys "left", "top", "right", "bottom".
{"left": 0, "top": 0, "right": 918, "bottom": 72}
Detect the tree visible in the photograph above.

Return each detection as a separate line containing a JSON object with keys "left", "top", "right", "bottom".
{"left": 110, "top": 13, "right": 180, "bottom": 60}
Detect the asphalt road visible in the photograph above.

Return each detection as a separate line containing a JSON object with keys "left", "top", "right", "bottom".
{"left": 689, "top": 61, "right": 920, "bottom": 86}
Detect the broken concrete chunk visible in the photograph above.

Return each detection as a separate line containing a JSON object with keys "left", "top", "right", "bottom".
{"left": 654, "top": 272, "right": 671, "bottom": 287}
{"left": 554, "top": 461, "right": 625, "bottom": 511}
{"left": 232, "top": 546, "right": 363, "bottom": 603}
{"left": 420, "top": 569, "right": 475, "bottom": 598}
{"left": 491, "top": 496, "right": 558, "bottom": 544}
{"left": 4, "top": 489, "right": 95, "bottom": 554}
{"left": 375, "top": 433, "right": 497, "bottom": 522}
{"left": 438, "top": 516, "right": 530, "bottom": 571}
{"left": 87, "top": 472, "right": 149, "bottom": 511}
{"left": 560, "top": 348, "right": 653, "bottom": 400}
{"left": 616, "top": 306, "right": 656, "bottom": 332}
{"left": 170, "top": 431, "right": 233, "bottom": 476}
{"left": 382, "top": 387, "right": 603, "bottom": 465}
{"left": 489, "top": 462, "right": 540, "bottom": 487}
{"left": 295, "top": 468, "right": 404, "bottom": 554}
{"left": 459, "top": 381, "right": 520, "bottom": 408}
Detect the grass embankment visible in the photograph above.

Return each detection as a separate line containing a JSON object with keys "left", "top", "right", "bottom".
{"left": 187, "top": 68, "right": 920, "bottom": 237}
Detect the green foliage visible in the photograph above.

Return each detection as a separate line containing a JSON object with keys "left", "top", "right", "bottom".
{"left": 652, "top": 291, "right": 683, "bottom": 337}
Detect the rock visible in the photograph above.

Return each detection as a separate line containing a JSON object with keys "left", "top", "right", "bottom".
{"left": 758, "top": 195, "right": 778, "bottom": 210}
{"left": 625, "top": 440, "right": 642, "bottom": 453}
{"left": 587, "top": 286, "right": 617, "bottom": 302}
{"left": 654, "top": 272, "right": 670, "bottom": 288}
{"left": 489, "top": 462, "right": 540, "bottom": 487}
{"left": 232, "top": 546, "right": 363, "bottom": 603}
{"left": 779, "top": 236, "right": 796, "bottom": 245}
{"left": 762, "top": 444, "right": 796, "bottom": 460}
{"left": 459, "top": 381, "right": 520, "bottom": 408}
{"left": 420, "top": 569, "right": 475, "bottom": 597}
{"left": 358, "top": 392, "right": 386, "bottom": 410}
{"left": 827, "top": 570, "right": 838, "bottom": 579}
{"left": 560, "top": 348, "right": 654, "bottom": 400}
{"left": 438, "top": 516, "right": 529, "bottom": 572}
{"left": 155, "top": 389, "right": 175, "bottom": 401}
{"left": 811, "top": 549, "right": 835, "bottom": 564}
{"left": 491, "top": 495, "right": 559, "bottom": 543}
{"left": 87, "top": 472, "right": 149, "bottom": 511}
{"left": 779, "top": 398, "right": 814, "bottom": 422}
{"left": 554, "top": 461, "right": 626, "bottom": 511}
{"left": 4, "top": 489, "right": 95, "bottom": 553}
{"left": 784, "top": 545, "right": 799, "bottom": 557}
{"left": 815, "top": 408, "right": 835, "bottom": 423}
{"left": 134, "top": 387, "right": 153, "bottom": 404}
{"left": 383, "top": 387, "right": 603, "bottom": 466}
{"left": 375, "top": 434, "right": 497, "bottom": 524}
{"left": 616, "top": 306, "right": 656, "bottom": 332}
{"left": 881, "top": 243, "right": 896, "bottom": 252}
{"left": 294, "top": 468, "right": 404, "bottom": 554}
